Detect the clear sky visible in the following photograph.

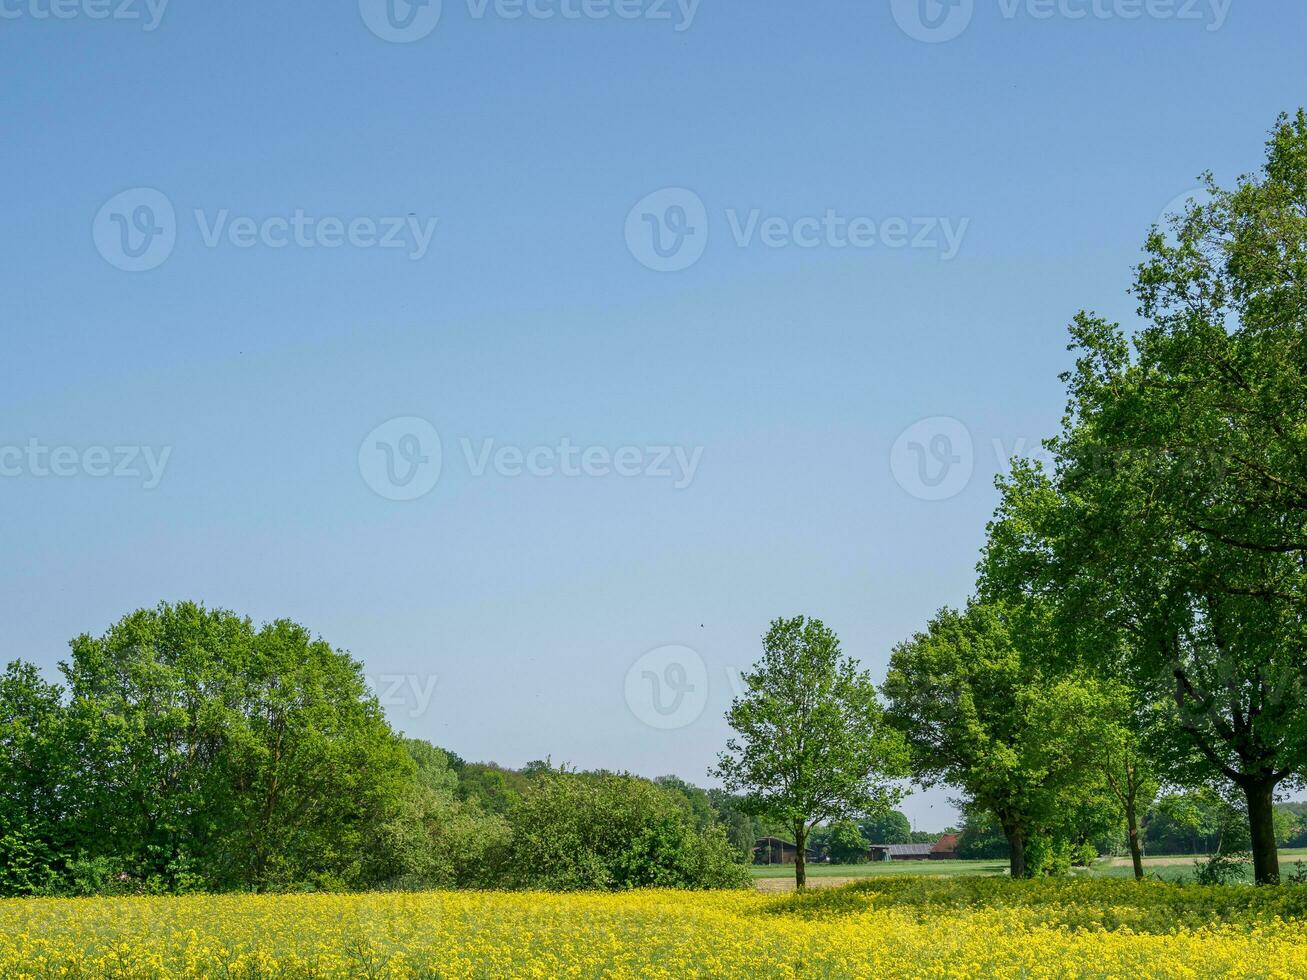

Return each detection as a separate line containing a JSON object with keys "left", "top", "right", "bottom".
{"left": 3, "top": 1, "right": 1303, "bottom": 831}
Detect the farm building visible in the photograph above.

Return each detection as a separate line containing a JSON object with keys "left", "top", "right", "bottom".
{"left": 752, "top": 837, "right": 819, "bottom": 865}
{"left": 931, "top": 833, "right": 961, "bottom": 860}
{"left": 867, "top": 835, "right": 962, "bottom": 862}
{"left": 867, "top": 843, "right": 934, "bottom": 861}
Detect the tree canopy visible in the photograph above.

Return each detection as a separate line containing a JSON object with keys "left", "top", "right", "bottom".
{"left": 712, "top": 615, "right": 907, "bottom": 888}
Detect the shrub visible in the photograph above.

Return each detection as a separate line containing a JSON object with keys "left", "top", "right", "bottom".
{"left": 500, "top": 771, "right": 751, "bottom": 891}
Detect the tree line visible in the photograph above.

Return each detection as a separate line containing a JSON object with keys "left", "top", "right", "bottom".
{"left": 715, "top": 110, "right": 1307, "bottom": 888}
{"left": 0, "top": 602, "right": 751, "bottom": 897}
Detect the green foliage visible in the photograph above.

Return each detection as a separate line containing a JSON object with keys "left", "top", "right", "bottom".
{"left": 365, "top": 739, "right": 510, "bottom": 890}
{"left": 983, "top": 110, "right": 1307, "bottom": 883}
{"left": 813, "top": 820, "right": 869, "bottom": 864}
{"left": 1195, "top": 851, "right": 1249, "bottom": 887}
{"left": 1024, "top": 835, "right": 1073, "bottom": 877}
{"left": 455, "top": 762, "right": 532, "bottom": 815}
{"left": 1145, "top": 789, "right": 1250, "bottom": 856}
{"left": 883, "top": 601, "right": 1117, "bottom": 876}
{"left": 713, "top": 615, "right": 908, "bottom": 886}
{"left": 705, "top": 789, "right": 762, "bottom": 860}
{"left": 860, "top": 810, "right": 912, "bottom": 845}
{"left": 0, "top": 603, "right": 518, "bottom": 897}
{"left": 0, "top": 662, "right": 69, "bottom": 894}
{"left": 955, "top": 812, "right": 1010, "bottom": 860}
{"left": 55, "top": 603, "right": 417, "bottom": 893}
{"left": 0, "top": 824, "right": 58, "bottom": 896}
{"left": 500, "top": 771, "right": 750, "bottom": 891}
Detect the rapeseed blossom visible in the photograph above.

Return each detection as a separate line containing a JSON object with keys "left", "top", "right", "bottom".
{"left": 1, "top": 878, "right": 1303, "bottom": 977}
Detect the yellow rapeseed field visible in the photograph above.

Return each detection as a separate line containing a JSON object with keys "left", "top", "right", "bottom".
{"left": 1, "top": 878, "right": 1304, "bottom": 978}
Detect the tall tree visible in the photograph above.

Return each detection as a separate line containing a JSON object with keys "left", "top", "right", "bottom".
{"left": 1025, "top": 676, "right": 1159, "bottom": 879}
{"left": 860, "top": 809, "right": 913, "bottom": 845}
{"left": 883, "top": 602, "right": 1113, "bottom": 878}
{"left": 712, "top": 616, "right": 906, "bottom": 890}
{"left": 0, "top": 662, "right": 71, "bottom": 895}
{"left": 1000, "top": 111, "right": 1307, "bottom": 883}
{"left": 62, "top": 601, "right": 416, "bottom": 891}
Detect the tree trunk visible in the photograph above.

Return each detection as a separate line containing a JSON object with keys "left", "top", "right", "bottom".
{"left": 794, "top": 825, "right": 807, "bottom": 891}
{"left": 1003, "top": 822, "right": 1026, "bottom": 879}
{"left": 1244, "top": 780, "right": 1280, "bottom": 885}
{"left": 1125, "top": 801, "right": 1144, "bottom": 881}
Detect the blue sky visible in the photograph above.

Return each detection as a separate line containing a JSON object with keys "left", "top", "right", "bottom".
{"left": 2, "top": 1, "right": 1302, "bottom": 830}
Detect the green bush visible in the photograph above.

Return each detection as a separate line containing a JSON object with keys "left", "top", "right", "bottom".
{"left": 500, "top": 771, "right": 751, "bottom": 891}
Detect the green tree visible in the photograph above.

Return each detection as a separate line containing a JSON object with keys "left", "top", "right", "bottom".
{"left": 0, "top": 662, "right": 70, "bottom": 895}
{"left": 860, "top": 810, "right": 913, "bottom": 845}
{"left": 368, "top": 738, "right": 510, "bottom": 890}
{"left": 706, "top": 789, "right": 762, "bottom": 860}
{"left": 712, "top": 616, "right": 907, "bottom": 890}
{"left": 61, "top": 602, "right": 416, "bottom": 892}
{"left": 997, "top": 112, "right": 1307, "bottom": 883}
{"left": 818, "top": 819, "right": 869, "bottom": 863}
{"left": 883, "top": 602, "right": 1114, "bottom": 878}
{"left": 955, "top": 809, "right": 1010, "bottom": 860}
{"left": 456, "top": 763, "right": 530, "bottom": 815}
{"left": 501, "top": 771, "right": 749, "bottom": 890}
{"left": 1025, "top": 677, "right": 1159, "bottom": 880}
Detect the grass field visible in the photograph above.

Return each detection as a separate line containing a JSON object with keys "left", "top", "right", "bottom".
{"left": 750, "top": 858, "right": 1009, "bottom": 879}
{"left": 751, "top": 849, "right": 1307, "bottom": 886}
{"left": 5, "top": 877, "right": 1307, "bottom": 977}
